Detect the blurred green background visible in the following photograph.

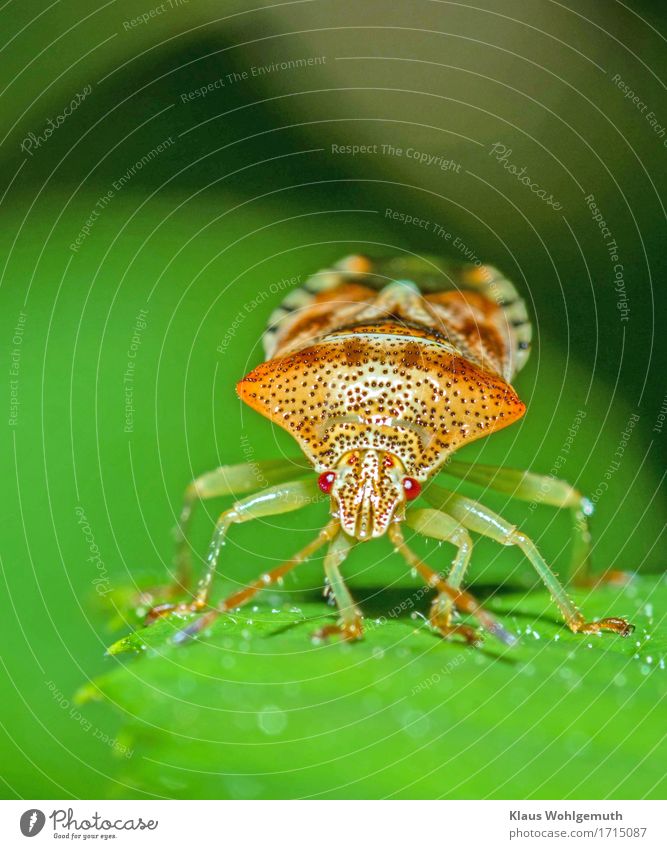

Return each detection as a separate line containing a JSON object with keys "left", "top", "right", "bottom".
{"left": 1, "top": 0, "right": 666, "bottom": 800}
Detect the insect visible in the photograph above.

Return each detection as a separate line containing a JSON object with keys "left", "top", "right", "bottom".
{"left": 147, "top": 254, "right": 633, "bottom": 646}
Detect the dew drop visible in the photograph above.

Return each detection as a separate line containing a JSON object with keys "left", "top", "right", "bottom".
{"left": 257, "top": 705, "right": 288, "bottom": 736}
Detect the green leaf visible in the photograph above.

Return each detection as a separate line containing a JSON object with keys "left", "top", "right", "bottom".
{"left": 81, "top": 575, "right": 667, "bottom": 800}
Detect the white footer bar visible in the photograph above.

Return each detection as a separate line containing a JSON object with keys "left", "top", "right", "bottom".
{"left": 1, "top": 800, "right": 664, "bottom": 848}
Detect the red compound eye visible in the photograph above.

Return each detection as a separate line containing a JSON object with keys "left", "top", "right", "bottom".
{"left": 317, "top": 471, "right": 336, "bottom": 494}
{"left": 402, "top": 477, "right": 421, "bottom": 500}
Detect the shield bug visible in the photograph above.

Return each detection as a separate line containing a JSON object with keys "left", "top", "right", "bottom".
{"left": 147, "top": 255, "right": 633, "bottom": 646}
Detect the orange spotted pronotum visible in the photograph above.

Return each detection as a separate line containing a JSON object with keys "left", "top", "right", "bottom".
{"left": 146, "top": 255, "right": 633, "bottom": 647}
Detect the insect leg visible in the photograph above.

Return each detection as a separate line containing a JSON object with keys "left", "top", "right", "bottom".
{"left": 442, "top": 459, "right": 619, "bottom": 586}
{"left": 172, "top": 458, "right": 308, "bottom": 592}
{"left": 312, "top": 530, "right": 363, "bottom": 642}
{"left": 404, "top": 508, "right": 473, "bottom": 634}
{"left": 170, "top": 520, "right": 340, "bottom": 644}
{"left": 387, "top": 524, "right": 515, "bottom": 646}
{"left": 424, "top": 483, "right": 634, "bottom": 637}
{"left": 147, "top": 478, "right": 323, "bottom": 622}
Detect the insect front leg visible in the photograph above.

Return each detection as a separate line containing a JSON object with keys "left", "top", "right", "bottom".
{"left": 442, "top": 459, "right": 626, "bottom": 587}
{"left": 404, "top": 508, "right": 473, "bottom": 636}
{"left": 312, "top": 530, "right": 363, "bottom": 642}
{"left": 424, "top": 483, "right": 634, "bottom": 638}
{"left": 147, "top": 478, "right": 323, "bottom": 623}
{"left": 171, "top": 521, "right": 340, "bottom": 645}
{"left": 387, "top": 523, "right": 515, "bottom": 646}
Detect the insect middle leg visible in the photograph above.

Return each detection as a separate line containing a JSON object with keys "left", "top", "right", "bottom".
{"left": 404, "top": 508, "right": 473, "bottom": 635}
{"left": 141, "top": 458, "right": 308, "bottom": 605}
{"left": 443, "top": 459, "right": 625, "bottom": 586}
{"left": 424, "top": 483, "right": 633, "bottom": 637}
{"left": 387, "top": 523, "right": 515, "bottom": 646}
{"left": 147, "top": 478, "right": 322, "bottom": 622}
{"left": 174, "top": 458, "right": 308, "bottom": 587}
{"left": 312, "top": 530, "right": 364, "bottom": 642}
